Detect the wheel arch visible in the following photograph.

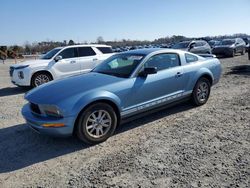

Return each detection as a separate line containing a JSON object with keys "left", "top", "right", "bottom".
{"left": 73, "top": 99, "right": 121, "bottom": 134}
{"left": 199, "top": 73, "right": 213, "bottom": 85}
{"left": 30, "top": 70, "right": 54, "bottom": 85}
{"left": 195, "top": 67, "right": 214, "bottom": 85}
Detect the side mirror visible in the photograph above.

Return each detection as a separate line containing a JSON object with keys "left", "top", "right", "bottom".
{"left": 139, "top": 67, "right": 157, "bottom": 77}
{"left": 54, "top": 55, "right": 62, "bottom": 62}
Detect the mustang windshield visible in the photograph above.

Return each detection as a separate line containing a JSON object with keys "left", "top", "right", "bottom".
{"left": 40, "top": 48, "right": 61, "bottom": 60}
{"left": 93, "top": 54, "right": 145, "bottom": 78}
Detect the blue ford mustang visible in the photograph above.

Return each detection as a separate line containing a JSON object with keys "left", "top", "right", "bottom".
{"left": 22, "top": 49, "right": 222, "bottom": 144}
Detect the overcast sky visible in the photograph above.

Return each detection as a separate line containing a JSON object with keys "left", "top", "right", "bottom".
{"left": 1, "top": 0, "right": 250, "bottom": 45}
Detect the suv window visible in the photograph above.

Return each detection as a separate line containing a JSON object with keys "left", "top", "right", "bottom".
{"left": 144, "top": 53, "right": 180, "bottom": 71}
{"left": 97, "top": 47, "right": 113, "bottom": 54}
{"left": 238, "top": 38, "right": 244, "bottom": 44}
{"left": 185, "top": 53, "right": 198, "bottom": 63}
{"left": 195, "top": 42, "right": 203, "bottom": 47}
{"left": 78, "top": 47, "right": 96, "bottom": 57}
{"left": 194, "top": 42, "right": 198, "bottom": 47}
{"left": 202, "top": 41, "right": 207, "bottom": 46}
{"left": 59, "top": 48, "right": 78, "bottom": 59}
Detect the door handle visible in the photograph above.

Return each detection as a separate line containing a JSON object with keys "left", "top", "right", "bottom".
{"left": 70, "top": 60, "right": 76, "bottom": 64}
{"left": 93, "top": 58, "right": 98, "bottom": 61}
{"left": 176, "top": 72, "right": 183, "bottom": 78}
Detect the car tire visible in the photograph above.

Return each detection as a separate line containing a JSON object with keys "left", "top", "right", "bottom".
{"left": 230, "top": 50, "right": 235, "bottom": 57}
{"left": 31, "top": 72, "right": 52, "bottom": 87}
{"left": 76, "top": 103, "right": 118, "bottom": 144}
{"left": 192, "top": 77, "right": 211, "bottom": 106}
{"left": 241, "top": 48, "right": 245, "bottom": 55}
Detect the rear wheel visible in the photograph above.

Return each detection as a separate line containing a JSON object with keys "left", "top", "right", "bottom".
{"left": 192, "top": 77, "right": 211, "bottom": 106}
{"left": 241, "top": 48, "right": 245, "bottom": 55}
{"left": 230, "top": 50, "right": 235, "bottom": 57}
{"left": 76, "top": 103, "right": 118, "bottom": 144}
{"left": 31, "top": 72, "right": 52, "bottom": 87}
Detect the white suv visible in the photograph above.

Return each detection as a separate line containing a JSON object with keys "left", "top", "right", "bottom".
{"left": 10, "top": 44, "right": 114, "bottom": 87}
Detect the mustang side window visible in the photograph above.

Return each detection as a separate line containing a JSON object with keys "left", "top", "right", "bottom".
{"left": 144, "top": 53, "right": 180, "bottom": 71}
{"left": 185, "top": 53, "right": 198, "bottom": 63}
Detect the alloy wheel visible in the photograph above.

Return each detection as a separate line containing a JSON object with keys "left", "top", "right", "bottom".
{"left": 85, "top": 110, "right": 112, "bottom": 138}
{"left": 34, "top": 74, "right": 50, "bottom": 86}
{"left": 196, "top": 82, "right": 209, "bottom": 103}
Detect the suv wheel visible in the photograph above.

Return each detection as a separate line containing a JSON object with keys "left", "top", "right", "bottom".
{"left": 192, "top": 77, "right": 211, "bottom": 106}
{"left": 31, "top": 72, "right": 52, "bottom": 87}
{"left": 76, "top": 103, "right": 118, "bottom": 144}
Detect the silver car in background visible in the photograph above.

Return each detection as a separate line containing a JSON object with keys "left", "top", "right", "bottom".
{"left": 172, "top": 40, "right": 212, "bottom": 54}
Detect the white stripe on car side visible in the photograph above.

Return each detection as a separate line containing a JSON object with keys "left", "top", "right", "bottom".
{"left": 121, "top": 90, "right": 192, "bottom": 116}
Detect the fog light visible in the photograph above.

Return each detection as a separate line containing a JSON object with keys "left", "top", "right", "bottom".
{"left": 18, "top": 71, "right": 24, "bottom": 79}
{"left": 42, "top": 123, "right": 65, "bottom": 127}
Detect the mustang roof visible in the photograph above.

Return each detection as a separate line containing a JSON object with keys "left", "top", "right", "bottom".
{"left": 121, "top": 48, "right": 184, "bottom": 55}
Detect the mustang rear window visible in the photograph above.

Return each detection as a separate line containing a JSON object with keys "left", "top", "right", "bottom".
{"left": 185, "top": 53, "right": 198, "bottom": 63}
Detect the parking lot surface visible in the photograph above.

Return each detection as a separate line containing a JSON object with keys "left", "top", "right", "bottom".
{"left": 0, "top": 55, "right": 249, "bottom": 187}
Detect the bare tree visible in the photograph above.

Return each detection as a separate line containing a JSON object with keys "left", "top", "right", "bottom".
{"left": 96, "top": 36, "right": 104, "bottom": 44}
{"left": 68, "top": 40, "right": 75, "bottom": 45}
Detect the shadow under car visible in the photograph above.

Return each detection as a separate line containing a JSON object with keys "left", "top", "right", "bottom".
{"left": 0, "top": 101, "right": 194, "bottom": 173}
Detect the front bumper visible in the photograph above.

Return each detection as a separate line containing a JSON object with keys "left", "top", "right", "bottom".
{"left": 10, "top": 68, "right": 31, "bottom": 86}
{"left": 22, "top": 104, "right": 75, "bottom": 137}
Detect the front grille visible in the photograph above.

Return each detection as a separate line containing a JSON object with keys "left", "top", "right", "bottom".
{"left": 9, "top": 67, "right": 14, "bottom": 77}
{"left": 30, "top": 103, "right": 41, "bottom": 115}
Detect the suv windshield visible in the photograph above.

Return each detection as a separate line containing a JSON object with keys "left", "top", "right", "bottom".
{"left": 220, "top": 40, "right": 235, "bottom": 45}
{"left": 93, "top": 54, "right": 145, "bottom": 78}
{"left": 172, "top": 42, "right": 190, "bottom": 49}
{"left": 40, "top": 48, "right": 61, "bottom": 60}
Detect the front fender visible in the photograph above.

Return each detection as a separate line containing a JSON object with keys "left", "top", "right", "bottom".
{"left": 30, "top": 66, "right": 54, "bottom": 78}
{"left": 70, "top": 90, "right": 122, "bottom": 117}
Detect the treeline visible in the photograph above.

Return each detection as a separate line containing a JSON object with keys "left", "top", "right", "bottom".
{"left": 2, "top": 33, "right": 249, "bottom": 55}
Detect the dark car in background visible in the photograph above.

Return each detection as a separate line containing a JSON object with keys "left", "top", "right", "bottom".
{"left": 212, "top": 38, "right": 246, "bottom": 57}
{"left": 172, "top": 40, "right": 212, "bottom": 54}
{"left": 208, "top": 40, "right": 221, "bottom": 49}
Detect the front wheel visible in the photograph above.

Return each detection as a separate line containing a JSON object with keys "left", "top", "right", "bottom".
{"left": 31, "top": 72, "right": 52, "bottom": 87}
{"left": 76, "top": 103, "right": 118, "bottom": 144}
{"left": 230, "top": 50, "right": 235, "bottom": 57}
{"left": 192, "top": 77, "right": 211, "bottom": 106}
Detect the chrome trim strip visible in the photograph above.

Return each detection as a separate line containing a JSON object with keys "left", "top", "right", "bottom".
{"left": 121, "top": 90, "right": 192, "bottom": 116}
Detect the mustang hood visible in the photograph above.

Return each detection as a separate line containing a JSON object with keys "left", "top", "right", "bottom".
{"left": 25, "top": 72, "right": 124, "bottom": 104}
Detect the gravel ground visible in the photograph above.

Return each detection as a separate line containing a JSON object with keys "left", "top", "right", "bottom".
{"left": 0, "top": 55, "right": 249, "bottom": 188}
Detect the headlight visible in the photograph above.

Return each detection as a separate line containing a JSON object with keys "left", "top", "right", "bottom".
{"left": 39, "top": 104, "right": 63, "bottom": 118}
{"left": 15, "top": 65, "right": 29, "bottom": 70}
{"left": 18, "top": 71, "right": 24, "bottom": 79}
